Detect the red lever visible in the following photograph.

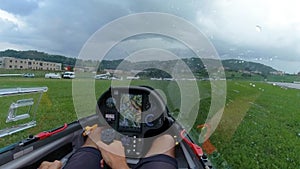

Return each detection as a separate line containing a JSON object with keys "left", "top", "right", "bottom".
{"left": 180, "top": 129, "right": 203, "bottom": 157}
{"left": 36, "top": 123, "right": 68, "bottom": 140}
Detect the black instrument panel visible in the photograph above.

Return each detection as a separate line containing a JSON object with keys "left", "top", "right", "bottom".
{"left": 97, "top": 86, "right": 166, "bottom": 135}
{"left": 97, "top": 86, "right": 167, "bottom": 157}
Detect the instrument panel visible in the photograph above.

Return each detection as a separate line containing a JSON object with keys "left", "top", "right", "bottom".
{"left": 97, "top": 86, "right": 168, "bottom": 157}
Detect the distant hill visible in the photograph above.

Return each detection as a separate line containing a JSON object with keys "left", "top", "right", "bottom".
{"left": 222, "top": 59, "right": 277, "bottom": 75}
{"left": 97, "top": 58, "right": 277, "bottom": 76}
{"left": 0, "top": 49, "right": 277, "bottom": 76}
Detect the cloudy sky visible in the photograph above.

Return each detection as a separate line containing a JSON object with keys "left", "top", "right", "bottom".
{"left": 0, "top": 0, "right": 299, "bottom": 73}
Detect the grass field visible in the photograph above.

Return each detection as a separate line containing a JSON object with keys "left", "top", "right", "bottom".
{"left": 0, "top": 77, "right": 299, "bottom": 168}
{"left": 211, "top": 81, "right": 300, "bottom": 169}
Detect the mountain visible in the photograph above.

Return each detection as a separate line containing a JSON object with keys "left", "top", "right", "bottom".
{"left": 0, "top": 50, "right": 277, "bottom": 76}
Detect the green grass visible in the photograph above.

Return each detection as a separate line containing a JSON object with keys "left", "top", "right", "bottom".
{"left": 0, "top": 77, "right": 299, "bottom": 168}
{"left": 209, "top": 81, "right": 300, "bottom": 169}
{"left": 225, "top": 71, "right": 266, "bottom": 81}
{"left": 0, "top": 78, "right": 78, "bottom": 147}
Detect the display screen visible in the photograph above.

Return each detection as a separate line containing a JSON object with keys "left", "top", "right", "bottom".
{"left": 119, "top": 94, "right": 142, "bottom": 130}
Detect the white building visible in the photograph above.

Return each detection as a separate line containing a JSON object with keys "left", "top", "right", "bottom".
{"left": 0, "top": 57, "right": 61, "bottom": 71}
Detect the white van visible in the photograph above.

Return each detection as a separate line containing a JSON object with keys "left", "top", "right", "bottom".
{"left": 62, "top": 72, "right": 75, "bottom": 79}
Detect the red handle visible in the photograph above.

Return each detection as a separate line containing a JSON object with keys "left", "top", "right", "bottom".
{"left": 36, "top": 123, "right": 68, "bottom": 140}
{"left": 180, "top": 129, "right": 203, "bottom": 157}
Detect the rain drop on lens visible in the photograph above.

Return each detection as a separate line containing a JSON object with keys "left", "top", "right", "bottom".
{"left": 256, "top": 25, "right": 262, "bottom": 32}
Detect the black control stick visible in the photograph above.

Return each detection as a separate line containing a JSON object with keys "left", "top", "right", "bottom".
{"left": 101, "top": 128, "right": 115, "bottom": 145}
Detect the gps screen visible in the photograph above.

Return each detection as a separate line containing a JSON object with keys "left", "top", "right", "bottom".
{"left": 119, "top": 94, "right": 142, "bottom": 130}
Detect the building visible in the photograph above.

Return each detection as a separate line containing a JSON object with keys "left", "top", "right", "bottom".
{"left": 0, "top": 57, "right": 61, "bottom": 71}
{"left": 270, "top": 71, "right": 284, "bottom": 76}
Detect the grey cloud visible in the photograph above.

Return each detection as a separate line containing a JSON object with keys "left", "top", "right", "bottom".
{"left": 0, "top": 0, "right": 39, "bottom": 15}
{"left": 193, "top": 0, "right": 300, "bottom": 73}
{"left": 20, "top": 0, "right": 131, "bottom": 56}
{"left": 19, "top": 0, "right": 203, "bottom": 57}
{"left": 0, "top": 0, "right": 299, "bottom": 73}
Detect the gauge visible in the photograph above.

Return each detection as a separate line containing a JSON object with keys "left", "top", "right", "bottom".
{"left": 106, "top": 97, "right": 116, "bottom": 108}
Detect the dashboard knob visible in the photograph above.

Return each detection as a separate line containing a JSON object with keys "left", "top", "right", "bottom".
{"left": 145, "top": 114, "right": 155, "bottom": 127}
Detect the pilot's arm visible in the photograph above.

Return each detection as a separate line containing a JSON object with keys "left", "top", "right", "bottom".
{"left": 38, "top": 127, "right": 129, "bottom": 169}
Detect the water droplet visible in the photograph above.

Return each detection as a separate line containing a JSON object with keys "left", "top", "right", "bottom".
{"left": 256, "top": 25, "right": 262, "bottom": 32}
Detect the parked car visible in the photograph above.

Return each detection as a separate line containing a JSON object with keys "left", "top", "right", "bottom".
{"left": 126, "top": 76, "right": 140, "bottom": 80}
{"left": 95, "top": 74, "right": 120, "bottom": 80}
{"left": 95, "top": 74, "right": 109, "bottom": 80}
{"left": 23, "top": 73, "right": 35, "bottom": 78}
{"left": 62, "top": 72, "right": 75, "bottom": 79}
{"left": 45, "top": 73, "right": 61, "bottom": 79}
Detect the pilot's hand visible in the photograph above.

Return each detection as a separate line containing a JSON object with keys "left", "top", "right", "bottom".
{"left": 38, "top": 160, "right": 62, "bottom": 169}
{"left": 97, "top": 140, "right": 129, "bottom": 169}
{"left": 86, "top": 127, "right": 129, "bottom": 169}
